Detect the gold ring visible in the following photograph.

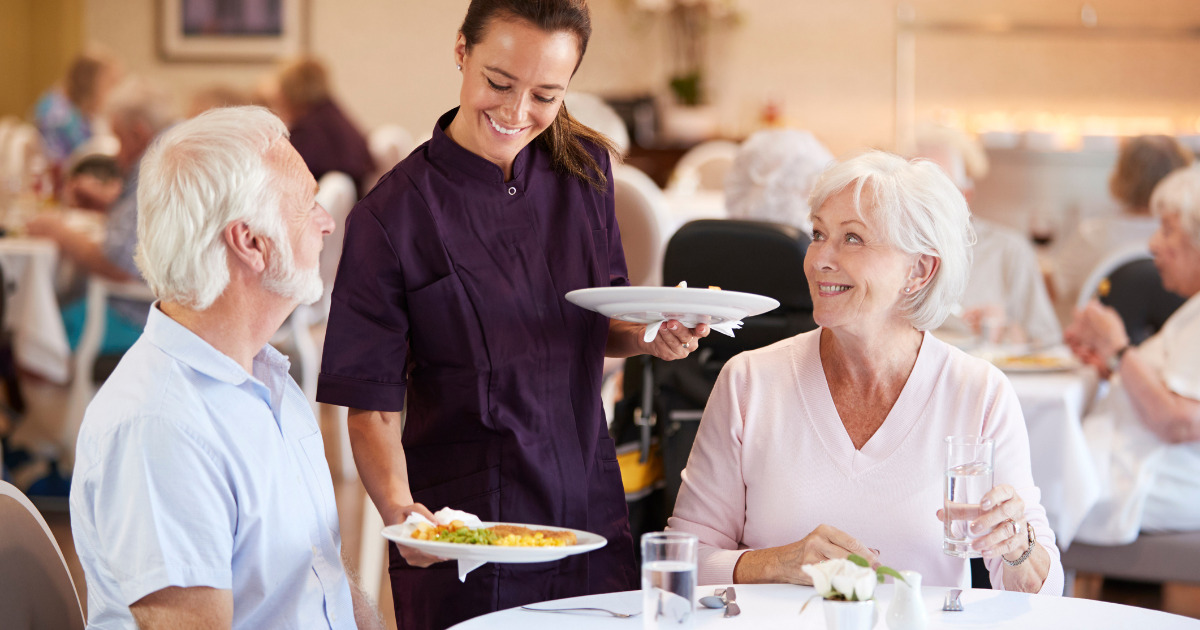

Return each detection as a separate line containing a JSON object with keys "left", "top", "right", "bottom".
{"left": 682, "top": 342, "right": 690, "bottom": 349}
{"left": 1004, "top": 518, "right": 1018, "bottom": 537}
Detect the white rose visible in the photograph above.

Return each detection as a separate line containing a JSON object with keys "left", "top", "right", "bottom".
{"left": 801, "top": 561, "right": 835, "bottom": 598}
{"left": 802, "top": 558, "right": 878, "bottom": 601}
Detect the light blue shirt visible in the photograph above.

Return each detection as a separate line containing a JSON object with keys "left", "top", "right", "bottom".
{"left": 69, "top": 306, "right": 356, "bottom": 629}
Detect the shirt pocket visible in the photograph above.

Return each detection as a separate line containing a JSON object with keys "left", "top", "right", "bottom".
{"left": 298, "top": 430, "right": 340, "bottom": 533}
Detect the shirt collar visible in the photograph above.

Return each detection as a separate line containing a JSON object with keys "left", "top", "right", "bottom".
{"left": 427, "top": 107, "right": 533, "bottom": 185}
{"left": 142, "top": 304, "right": 291, "bottom": 388}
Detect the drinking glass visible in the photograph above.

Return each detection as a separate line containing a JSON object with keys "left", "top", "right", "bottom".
{"left": 943, "top": 436, "right": 994, "bottom": 558}
{"left": 641, "top": 531, "right": 697, "bottom": 629}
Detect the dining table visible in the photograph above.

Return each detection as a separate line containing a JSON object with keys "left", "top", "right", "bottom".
{"left": 1003, "top": 366, "right": 1103, "bottom": 550}
{"left": 450, "top": 583, "right": 1200, "bottom": 629}
{"left": 0, "top": 236, "right": 72, "bottom": 384}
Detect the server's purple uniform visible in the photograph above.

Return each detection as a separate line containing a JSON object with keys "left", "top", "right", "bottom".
{"left": 317, "top": 110, "right": 637, "bottom": 629}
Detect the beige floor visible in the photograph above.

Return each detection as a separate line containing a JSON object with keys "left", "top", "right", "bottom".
{"left": 19, "top": 387, "right": 1199, "bottom": 627}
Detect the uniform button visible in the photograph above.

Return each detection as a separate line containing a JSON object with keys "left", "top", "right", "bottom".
{"left": 508, "top": 186, "right": 517, "bottom": 196}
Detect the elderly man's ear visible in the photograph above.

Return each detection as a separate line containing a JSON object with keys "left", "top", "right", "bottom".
{"left": 224, "top": 221, "right": 268, "bottom": 274}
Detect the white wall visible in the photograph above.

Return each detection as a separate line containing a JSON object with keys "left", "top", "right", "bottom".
{"left": 83, "top": 0, "right": 1200, "bottom": 155}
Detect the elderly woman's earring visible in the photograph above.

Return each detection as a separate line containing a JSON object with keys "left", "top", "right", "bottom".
{"left": 904, "top": 287, "right": 912, "bottom": 294}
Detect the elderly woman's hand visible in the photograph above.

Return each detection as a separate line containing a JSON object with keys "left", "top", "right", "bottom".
{"left": 936, "top": 484, "right": 1051, "bottom": 592}
{"left": 732, "top": 524, "right": 880, "bottom": 584}
{"left": 1065, "top": 300, "right": 1130, "bottom": 375}
{"left": 643, "top": 321, "right": 710, "bottom": 361}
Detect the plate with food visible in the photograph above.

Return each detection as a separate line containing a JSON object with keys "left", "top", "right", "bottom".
{"left": 565, "top": 285, "right": 779, "bottom": 328}
{"left": 988, "top": 352, "right": 1079, "bottom": 373}
{"left": 383, "top": 519, "right": 607, "bottom": 563}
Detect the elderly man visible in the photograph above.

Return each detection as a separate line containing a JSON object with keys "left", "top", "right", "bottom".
{"left": 915, "top": 125, "right": 1062, "bottom": 348}
{"left": 68, "top": 106, "right": 382, "bottom": 629}
{"left": 30, "top": 77, "right": 173, "bottom": 353}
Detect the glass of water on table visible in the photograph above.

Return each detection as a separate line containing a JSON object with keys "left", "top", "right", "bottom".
{"left": 641, "top": 531, "right": 697, "bottom": 628}
{"left": 943, "top": 436, "right": 994, "bottom": 558}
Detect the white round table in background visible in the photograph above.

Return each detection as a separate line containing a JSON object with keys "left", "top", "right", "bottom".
{"left": 449, "top": 583, "right": 1200, "bottom": 629}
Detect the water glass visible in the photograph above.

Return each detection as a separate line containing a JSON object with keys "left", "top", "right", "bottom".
{"left": 641, "top": 531, "right": 697, "bottom": 629}
{"left": 943, "top": 436, "right": 994, "bottom": 558}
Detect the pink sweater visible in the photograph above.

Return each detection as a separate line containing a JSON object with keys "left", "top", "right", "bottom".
{"left": 667, "top": 329, "right": 1064, "bottom": 594}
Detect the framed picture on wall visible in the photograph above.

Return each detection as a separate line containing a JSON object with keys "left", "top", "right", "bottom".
{"left": 158, "top": 0, "right": 307, "bottom": 62}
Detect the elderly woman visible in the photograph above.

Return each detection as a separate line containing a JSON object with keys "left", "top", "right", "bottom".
{"left": 1067, "top": 166, "right": 1200, "bottom": 544}
{"left": 668, "top": 150, "right": 1063, "bottom": 594}
{"left": 724, "top": 129, "right": 834, "bottom": 233}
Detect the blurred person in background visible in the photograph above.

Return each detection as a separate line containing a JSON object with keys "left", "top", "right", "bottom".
{"left": 187, "top": 84, "right": 252, "bottom": 118}
{"left": 723, "top": 128, "right": 834, "bottom": 235}
{"left": 915, "top": 125, "right": 1061, "bottom": 348}
{"left": 272, "top": 58, "right": 375, "bottom": 197}
{"left": 1053, "top": 135, "right": 1193, "bottom": 324}
{"left": 1067, "top": 165, "right": 1200, "bottom": 544}
{"left": 28, "top": 77, "right": 175, "bottom": 354}
{"left": 32, "top": 51, "right": 122, "bottom": 173}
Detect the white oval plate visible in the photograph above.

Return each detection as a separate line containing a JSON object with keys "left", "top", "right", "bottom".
{"left": 383, "top": 522, "right": 607, "bottom": 563}
{"left": 565, "top": 286, "right": 779, "bottom": 327}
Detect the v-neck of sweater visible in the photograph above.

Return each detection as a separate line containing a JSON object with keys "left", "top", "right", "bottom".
{"left": 795, "top": 328, "right": 946, "bottom": 477}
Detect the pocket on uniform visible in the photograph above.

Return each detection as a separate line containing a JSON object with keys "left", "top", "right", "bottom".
{"left": 407, "top": 270, "right": 485, "bottom": 371}
{"left": 412, "top": 463, "right": 502, "bottom": 517}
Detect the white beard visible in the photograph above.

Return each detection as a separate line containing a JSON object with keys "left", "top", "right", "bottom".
{"left": 263, "top": 247, "right": 323, "bottom": 305}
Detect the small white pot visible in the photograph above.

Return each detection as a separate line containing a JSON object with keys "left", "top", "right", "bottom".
{"left": 823, "top": 598, "right": 877, "bottom": 630}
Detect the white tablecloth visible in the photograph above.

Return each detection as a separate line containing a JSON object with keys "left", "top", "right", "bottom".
{"left": 0, "top": 237, "right": 70, "bottom": 383}
{"left": 1005, "top": 368, "right": 1102, "bottom": 549}
{"left": 451, "top": 583, "right": 1200, "bottom": 629}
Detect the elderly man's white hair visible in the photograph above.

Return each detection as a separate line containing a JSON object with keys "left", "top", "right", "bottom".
{"left": 913, "top": 123, "right": 989, "bottom": 192}
{"left": 808, "top": 150, "right": 976, "bottom": 331}
{"left": 1151, "top": 165, "right": 1200, "bottom": 249}
{"left": 104, "top": 76, "right": 176, "bottom": 135}
{"left": 725, "top": 129, "right": 834, "bottom": 232}
{"left": 135, "top": 106, "right": 290, "bottom": 310}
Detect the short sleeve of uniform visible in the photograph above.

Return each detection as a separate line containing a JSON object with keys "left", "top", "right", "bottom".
{"left": 317, "top": 201, "right": 410, "bottom": 410}
{"left": 81, "top": 415, "right": 236, "bottom": 605}
{"left": 1161, "top": 300, "right": 1200, "bottom": 401}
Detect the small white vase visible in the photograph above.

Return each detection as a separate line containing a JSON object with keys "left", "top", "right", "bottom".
{"left": 823, "top": 598, "right": 876, "bottom": 630}
{"left": 886, "top": 570, "right": 928, "bottom": 630}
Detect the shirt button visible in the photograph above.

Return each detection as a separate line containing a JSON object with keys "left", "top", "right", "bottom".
{"left": 508, "top": 186, "right": 517, "bottom": 196}
{"left": 311, "top": 545, "right": 318, "bottom": 556}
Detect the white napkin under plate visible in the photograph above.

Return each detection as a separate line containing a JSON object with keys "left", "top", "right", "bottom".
{"left": 395, "top": 508, "right": 486, "bottom": 581}
{"left": 642, "top": 281, "right": 743, "bottom": 343}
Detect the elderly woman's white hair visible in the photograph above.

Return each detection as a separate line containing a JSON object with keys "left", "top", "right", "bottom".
{"left": 808, "top": 150, "right": 976, "bottom": 331}
{"left": 135, "top": 106, "right": 290, "bottom": 310}
{"left": 1151, "top": 165, "right": 1200, "bottom": 249}
{"left": 725, "top": 129, "right": 834, "bottom": 231}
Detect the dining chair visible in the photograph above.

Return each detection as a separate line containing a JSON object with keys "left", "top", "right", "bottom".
{"left": 613, "top": 164, "right": 673, "bottom": 287}
{"left": 610, "top": 219, "right": 816, "bottom": 534}
{"left": 658, "top": 219, "right": 815, "bottom": 511}
{"left": 1061, "top": 530, "right": 1200, "bottom": 597}
{"left": 367, "top": 124, "right": 414, "bottom": 187}
{"left": 565, "top": 92, "right": 630, "bottom": 157}
{"left": 1076, "top": 248, "right": 1184, "bottom": 345}
{"left": 61, "top": 278, "right": 155, "bottom": 469}
{"left": 0, "top": 479, "right": 86, "bottom": 629}
{"left": 667, "top": 140, "right": 739, "bottom": 195}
